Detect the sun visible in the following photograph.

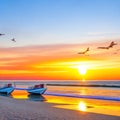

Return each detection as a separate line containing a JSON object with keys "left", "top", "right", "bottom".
{"left": 78, "top": 64, "right": 88, "bottom": 75}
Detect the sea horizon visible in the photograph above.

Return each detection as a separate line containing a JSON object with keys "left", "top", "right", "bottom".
{"left": 0, "top": 79, "right": 120, "bottom": 85}
{"left": 1, "top": 79, "right": 120, "bottom": 98}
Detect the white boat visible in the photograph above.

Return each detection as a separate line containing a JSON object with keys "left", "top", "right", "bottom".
{"left": 27, "top": 84, "right": 47, "bottom": 95}
{"left": 0, "top": 84, "right": 14, "bottom": 95}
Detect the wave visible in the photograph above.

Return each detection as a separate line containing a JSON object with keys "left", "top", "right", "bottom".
{"left": 47, "top": 84, "right": 120, "bottom": 88}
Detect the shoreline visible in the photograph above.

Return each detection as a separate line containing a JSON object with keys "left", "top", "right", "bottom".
{"left": 0, "top": 95, "right": 120, "bottom": 120}
{"left": 1, "top": 80, "right": 120, "bottom": 88}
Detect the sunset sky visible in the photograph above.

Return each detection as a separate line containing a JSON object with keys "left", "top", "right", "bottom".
{"left": 0, "top": 0, "right": 120, "bottom": 80}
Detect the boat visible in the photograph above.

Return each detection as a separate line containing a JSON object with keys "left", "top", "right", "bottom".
{"left": 27, "top": 84, "right": 47, "bottom": 95}
{"left": 0, "top": 83, "right": 14, "bottom": 95}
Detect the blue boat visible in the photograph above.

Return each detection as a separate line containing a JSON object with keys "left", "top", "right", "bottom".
{"left": 27, "top": 84, "right": 47, "bottom": 95}
{"left": 0, "top": 84, "right": 14, "bottom": 95}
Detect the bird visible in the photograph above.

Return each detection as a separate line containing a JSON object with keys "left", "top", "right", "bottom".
{"left": 11, "top": 38, "right": 16, "bottom": 42}
{"left": 0, "top": 33, "right": 5, "bottom": 36}
{"left": 108, "top": 41, "right": 117, "bottom": 48}
{"left": 78, "top": 47, "right": 89, "bottom": 54}
{"left": 98, "top": 41, "right": 117, "bottom": 49}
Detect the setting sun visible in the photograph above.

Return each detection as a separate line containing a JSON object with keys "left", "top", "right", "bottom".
{"left": 78, "top": 65, "right": 88, "bottom": 75}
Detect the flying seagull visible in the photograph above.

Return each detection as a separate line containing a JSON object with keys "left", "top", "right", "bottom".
{"left": 78, "top": 47, "right": 89, "bottom": 54}
{"left": 11, "top": 38, "right": 16, "bottom": 42}
{"left": 0, "top": 33, "right": 5, "bottom": 36}
{"left": 98, "top": 41, "right": 117, "bottom": 49}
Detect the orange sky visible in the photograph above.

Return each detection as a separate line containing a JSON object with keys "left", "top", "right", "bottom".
{"left": 0, "top": 41, "right": 120, "bottom": 80}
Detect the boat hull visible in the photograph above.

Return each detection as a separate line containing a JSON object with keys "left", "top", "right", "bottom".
{"left": 27, "top": 88, "right": 47, "bottom": 95}
{"left": 0, "top": 87, "right": 14, "bottom": 95}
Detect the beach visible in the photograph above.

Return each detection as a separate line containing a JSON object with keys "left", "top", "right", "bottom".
{"left": 0, "top": 95, "right": 120, "bottom": 120}
{"left": 1, "top": 81, "right": 120, "bottom": 119}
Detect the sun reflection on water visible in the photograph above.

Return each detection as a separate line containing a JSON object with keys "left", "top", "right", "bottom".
{"left": 12, "top": 94, "right": 28, "bottom": 99}
{"left": 78, "top": 101, "right": 87, "bottom": 111}
{"left": 11, "top": 90, "right": 29, "bottom": 99}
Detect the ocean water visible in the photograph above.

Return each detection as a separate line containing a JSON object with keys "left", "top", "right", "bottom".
{"left": 0, "top": 80, "right": 120, "bottom": 98}
{"left": 1, "top": 80, "right": 120, "bottom": 116}
{"left": 47, "top": 80, "right": 120, "bottom": 98}
{"left": 0, "top": 80, "right": 120, "bottom": 116}
{"left": 1, "top": 80, "right": 120, "bottom": 86}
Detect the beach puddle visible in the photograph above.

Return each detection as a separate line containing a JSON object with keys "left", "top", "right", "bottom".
{"left": 10, "top": 90, "right": 46, "bottom": 101}
{"left": 44, "top": 95, "right": 120, "bottom": 117}
{"left": 11, "top": 90, "right": 29, "bottom": 99}
{"left": 55, "top": 104, "right": 120, "bottom": 117}
{"left": 54, "top": 101, "right": 120, "bottom": 117}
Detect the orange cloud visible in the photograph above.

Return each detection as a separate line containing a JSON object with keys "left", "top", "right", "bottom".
{"left": 0, "top": 42, "right": 120, "bottom": 80}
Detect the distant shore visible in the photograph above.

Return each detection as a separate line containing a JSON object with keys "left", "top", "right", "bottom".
{"left": 0, "top": 95, "right": 120, "bottom": 120}
{"left": 47, "top": 84, "right": 120, "bottom": 88}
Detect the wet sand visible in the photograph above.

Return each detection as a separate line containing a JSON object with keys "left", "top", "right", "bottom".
{"left": 0, "top": 95, "right": 120, "bottom": 120}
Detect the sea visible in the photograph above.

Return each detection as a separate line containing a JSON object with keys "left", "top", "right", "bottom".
{"left": 0, "top": 80, "right": 120, "bottom": 98}
{"left": 1, "top": 80, "right": 120, "bottom": 116}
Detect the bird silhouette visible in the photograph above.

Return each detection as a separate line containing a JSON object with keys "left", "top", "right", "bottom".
{"left": 98, "top": 41, "right": 117, "bottom": 49}
{"left": 11, "top": 38, "right": 16, "bottom": 42}
{"left": 0, "top": 33, "right": 5, "bottom": 36}
{"left": 78, "top": 47, "right": 89, "bottom": 54}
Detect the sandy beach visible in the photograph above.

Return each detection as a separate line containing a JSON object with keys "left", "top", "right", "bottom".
{"left": 0, "top": 95, "right": 120, "bottom": 120}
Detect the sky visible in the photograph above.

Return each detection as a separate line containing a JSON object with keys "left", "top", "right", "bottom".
{"left": 0, "top": 0, "right": 120, "bottom": 80}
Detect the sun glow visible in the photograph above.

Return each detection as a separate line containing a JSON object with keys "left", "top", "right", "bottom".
{"left": 78, "top": 101, "right": 87, "bottom": 111}
{"left": 78, "top": 64, "right": 88, "bottom": 75}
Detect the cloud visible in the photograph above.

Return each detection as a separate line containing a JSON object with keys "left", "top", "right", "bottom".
{"left": 0, "top": 42, "right": 119, "bottom": 79}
